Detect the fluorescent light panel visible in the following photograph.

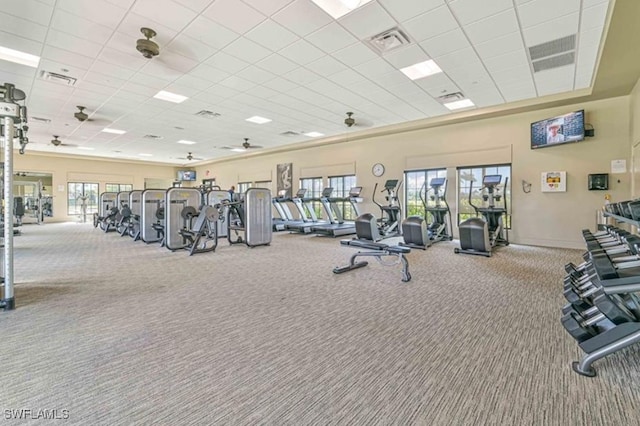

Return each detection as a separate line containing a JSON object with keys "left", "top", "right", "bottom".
{"left": 245, "top": 116, "right": 272, "bottom": 124}
{"left": 153, "top": 90, "right": 188, "bottom": 103}
{"left": 311, "top": 0, "right": 373, "bottom": 19}
{"left": 304, "top": 131, "right": 324, "bottom": 137}
{"left": 400, "top": 59, "right": 442, "bottom": 81}
{"left": 77, "top": 146, "right": 95, "bottom": 150}
{"left": 177, "top": 140, "right": 197, "bottom": 145}
{"left": 231, "top": 148, "right": 246, "bottom": 152}
{"left": 102, "top": 128, "right": 126, "bottom": 135}
{"left": 138, "top": 153, "right": 153, "bottom": 157}
{"left": 0, "top": 45, "right": 40, "bottom": 68}
{"left": 444, "top": 99, "right": 475, "bottom": 110}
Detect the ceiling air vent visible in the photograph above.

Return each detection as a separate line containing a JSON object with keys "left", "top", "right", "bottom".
{"left": 143, "top": 134, "right": 163, "bottom": 140}
{"left": 437, "top": 92, "right": 465, "bottom": 104}
{"left": 528, "top": 34, "right": 576, "bottom": 73}
{"left": 195, "top": 110, "right": 221, "bottom": 118}
{"left": 31, "top": 116, "right": 51, "bottom": 123}
{"left": 40, "top": 70, "right": 77, "bottom": 86}
{"left": 280, "top": 131, "right": 300, "bottom": 136}
{"left": 367, "top": 27, "right": 411, "bottom": 54}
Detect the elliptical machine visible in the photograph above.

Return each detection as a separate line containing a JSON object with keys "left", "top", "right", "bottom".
{"left": 354, "top": 179, "right": 402, "bottom": 241}
{"left": 401, "top": 177, "right": 452, "bottom": 250}
{"left": 455, "top": 174, "right": 509, "bottom": 257}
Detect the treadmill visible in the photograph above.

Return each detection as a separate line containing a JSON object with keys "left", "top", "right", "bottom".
{"left": 272, "top": 190, "right": 295, "bottom": 231}
{"left": 312, "top": 186, "right": 363, "bottom": 237}
{"left": 287, "top": 187, "right": 333, "bottom": 234}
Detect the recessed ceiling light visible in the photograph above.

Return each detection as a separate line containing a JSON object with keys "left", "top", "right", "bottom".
{"left": 77, "top": 146, "right": 95, "bottom": 151}
{"left": 177, "top": 140, "right": 197, "bottom": 145}
{"left": 138, "top": 153, "right": 153, "bottom": 157}
{"left": 231, "top": 148, "right": 246, "bottom": 152}
{"left": 311, "top": 0, "right": 373, "bottom": 19}
{"left": 153, "top": 90, "right": 188, "bottom": 103}
{"left": 0, "top": 45, "right": 40, "bottom": 68}
{"left": 102, "top": 128, "right": 126, "bottom": 135}
{"left": 444, "top": 99, "right": 475, "bottom": 110}
{"left": 246, "top": 116, "right": 272, "bottom": 124}
{"left": 400, "top": 59, "right": 442, "bottom": 81}
{"left": 304, "top": 131, "right": 324, "bottom": 137}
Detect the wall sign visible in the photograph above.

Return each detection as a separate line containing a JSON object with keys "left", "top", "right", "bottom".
{"left": 541, "top": 171, "right": 567, "bottom": 192}
{"left": 277, "top": 163, "right": 292, "bottom": 198}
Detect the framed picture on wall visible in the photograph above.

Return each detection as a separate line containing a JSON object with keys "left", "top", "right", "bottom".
{"left": 541, "top": 171, "right": 567, "bottom": 192}
{"left": 277, "top": 163, "right": 293, "bottom": 198}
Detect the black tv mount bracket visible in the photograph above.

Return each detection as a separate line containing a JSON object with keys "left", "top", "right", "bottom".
{"left": 585, "top": 123, "right": 595, "bottom": 137}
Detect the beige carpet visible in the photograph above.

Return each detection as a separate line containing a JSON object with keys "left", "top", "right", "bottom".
{"left": 1, "top": 222, "right": 640, "bottom": 425}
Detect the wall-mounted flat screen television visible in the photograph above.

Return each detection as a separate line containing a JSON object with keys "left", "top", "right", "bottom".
{"left": 531, "top": 110, "right": 585, "bottom": 149}
{"left": 177, "top": 170, "right": 196, "bottom": 181}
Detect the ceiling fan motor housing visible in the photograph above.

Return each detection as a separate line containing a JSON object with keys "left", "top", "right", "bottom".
{"left": 137, "top": 38, "right": 159, "bottom": 59}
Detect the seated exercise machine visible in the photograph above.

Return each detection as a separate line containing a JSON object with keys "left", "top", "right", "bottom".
{"left": 93, "top": 192, "right": 118, "bottom": 232}
{"left": 140, "top": 189, "right": 165, "bottom": 244}
{"left": 455, "top": 174, "right": 509, "bottom": 257}
{"left": 222, "top": 187, "right": 272, "bottom": 247}
{"left": 178, "top": 206, "right": 219, "bottom": 255}
{"left": 401, "top": 177, "right": 452, "bottom": 250}
{"left": 334, "top": 239, "right": 412, "bottom": 282}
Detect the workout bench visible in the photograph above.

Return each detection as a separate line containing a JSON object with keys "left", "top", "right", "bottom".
{"left": 333, "top": 239, "right": 412, "bottom": 282}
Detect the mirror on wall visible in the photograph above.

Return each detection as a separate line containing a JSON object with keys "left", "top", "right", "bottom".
{"left": 13, "top": 171, "right": 53, "bottom": 224}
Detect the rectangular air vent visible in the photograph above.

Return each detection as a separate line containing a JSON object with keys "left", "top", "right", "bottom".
{"left": 195, "top": 110, "right": 221, "bottom": 118}
{"left": 40, "top": 70, "right": 77, "bottom": 86}
{"left": 367, "top": 27, "right": 411, "bottom": 54}
{"left": 437, "top": 92, "right": 465, "bottom": 104}
{"left": 280, "top": 131, "right": 300, "bottom": 136}
{"left": 528, "top": 35, "right": 576, "bottom": 73}
{"left": 31, "top": 116, "right": 51, "bottom": 123}
{"left": 143, "top": 134, "right": 163, "bottom": 139}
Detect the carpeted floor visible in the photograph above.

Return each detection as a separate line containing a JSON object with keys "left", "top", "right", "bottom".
{"left": 1, "top": 222, "right": 640, "bottom": 425}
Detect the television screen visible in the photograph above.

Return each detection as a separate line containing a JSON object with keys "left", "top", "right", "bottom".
{"left": 177, "top": 170, "right": 196, "bottom": 181}
{"left": 531, "top": 110, "right": 585, "bottom": 149}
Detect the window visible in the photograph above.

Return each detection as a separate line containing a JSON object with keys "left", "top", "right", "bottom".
{"left": 457, "top": 164, "right": 511, "bottom": 228}
{"left": 329, "top": 175, "right": 357, "bottom": 220}
{"left": 299, "top": 177, "right": 324, "bottom": 218}
{"left": 237, "top": 182, "right": 252, "bottom": 194}
{"left": 67, "top": 182, "right": 99, "bottom": 215}
{"left": 255, "top": 181, "right": 272, "bottom": 192}
{"left": 105, "top": 183, "right": 133, "bottom": 192}
{"left": 405, "top": 168, "right": 447, "bottom": 218}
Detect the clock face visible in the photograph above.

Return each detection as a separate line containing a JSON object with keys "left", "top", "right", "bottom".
{"left": 372, "top": 163, "right": 385, "bottom": 177}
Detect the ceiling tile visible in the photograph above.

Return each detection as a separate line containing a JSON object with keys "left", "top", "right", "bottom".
{"left": 272, "top": 0, "right": 333, "bottom": 37}
{"left": 223, "top": 37, "right": 272, "bottom": 63}
{"left": 174, "top": 74, "right": 214, "bottom": 91}
{"left": 98, "top": 47, "right": 148, "bottom": 71}
{"left": 131, "top": 0, "right": 198, "bottom": 32}
{"left": 353, "top": 57, "right": 397, "bottom": 80}
{"left": 490, "top": 63, "right": 533, "bottom": 85}
{"left": 206, "top": 51, "right": 250, "bottom": 74}
{"left": 255, "top": 54, "right": 298, "bottom": 74}
{"left": 37, "top": 57, "right": 88, "bottom": 81}
{"left": 283, "top": 67, "right": 322, "bottom": 85}
{"left": 203, "top": 0, "right": 266, "bottom": 34}
{"left": 235, "top": 66, "right": 277, "bottom": 85}
{"left": 463, "top": 9, "right": 520, "bottom": 45}
{"left": 183, "top": 16, "right": 239, "bottom": 50}
{"left": 434, "top": 47, "right": 482, "bottom": 71}
{"left": 498, "top": 79, "right": 537, "bottom": 102}
{"left": 338, "top": 2, "right": 396, "bottom": 40}
{"left": 534, "top": 65, "right": 575, "bottom": 96}
{"left": 328, "top": 68, "right": 366, "bottom": 87}
{"left": 188, "top": 64, "right": 231, "bottom": 83}
{"left": 242, "top": 0, "right": 294, "bottom": 16}
{"left": 379, "top": 44, "right": 430, "bottom": 69}
{"left": 51, "top": 10, "right": 115, "bottom": 46}
{"left": 415, "top": 73, "right": 460, "bottom": 97}
{"left": 245, "top": 19, "right": 299, "bottom": 52}
{"left": 580, "top": 25, "right": 605, "bottom": 48}
{"left": 306, "top": 55, "right": 348, "bottom": 76}
{"left": 3, "top": 0, "right": 54, "bottom": 26}
{"left": 377, "top": 0, "right": 444, "bottom": 22}
{"left": 402, "top": 6, "right": 458, "bottom": 42}
{"left": 446, "top": 64, "right": 493, "bottom": 90}
{"left": 448, "top": 0, "right": 513, "bottom": 25}
{"left": 522, "top": 12, "right": 579, "bottom": 46}
{"left": 261, "top": 76, "right": 298, "bottom": 93}
{"left": 279, "top": 39, "right": 325, "bottom": 65}
{"left": 307, "top": 22, "right": 358, "bottom": 53}
{"left": 0, "top": 31, "right": 44, "bottom": 56}
{"left": 46, "top": 29, "right": 104, "bottom": 59}
{"left": 57, "top": 0, "right": 127, "bottom": 28}
{"left": 179, "top": 0, "right": 215, "bottom": 13}
{"left": 331, "top": 42, "right": 379, "bottom": 67}
{"left": 116, "top": 12, "right": 178, "bottom": 46}
{"left": 517, "top": 0, "right": 580, "bottom": 28}
{"left": 464, "top": 85, "right": 504, "bottom": 107}
{"left": 166, "top": 34, "right": 219, "bottom": 62}
{"left": 583, "top": 0, "right": 609, "bottom": 7}
{"left": 581, "top": 2, "right": 610, "bottom": 30}
{"left": 481, "top": 49, "right": 530, "bottom": 74}
{"left": 474, "top": 31, "right": 524, "bottom": 60}
{"left": 0, "top": 11, "right": 48, "bottom": 43}
{"left": 419, "top": 28, "right": 470, "bottom": 58}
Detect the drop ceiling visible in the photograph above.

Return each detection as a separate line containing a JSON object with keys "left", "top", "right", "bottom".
{"left": 0, "top": 0, "right": 613, "bottom": 165}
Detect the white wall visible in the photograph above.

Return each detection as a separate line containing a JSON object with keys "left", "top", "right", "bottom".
{"left": 196, "top": 96, "right": 632, "bottom": 249}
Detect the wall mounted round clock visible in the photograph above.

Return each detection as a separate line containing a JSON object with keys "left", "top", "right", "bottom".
{"left": 372, "top": 163, "right": 385, "bottom": 177}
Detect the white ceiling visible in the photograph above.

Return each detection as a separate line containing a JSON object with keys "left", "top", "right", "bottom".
{"left": 0, "top": 0, "right": 612, "bottom": 164}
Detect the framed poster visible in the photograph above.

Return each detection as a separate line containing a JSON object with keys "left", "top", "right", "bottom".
{"left": 541, "top": 171, "right": 567, "bottom": 192}
{"left": 277, "top": 163, "right": 293, "bottom": 198}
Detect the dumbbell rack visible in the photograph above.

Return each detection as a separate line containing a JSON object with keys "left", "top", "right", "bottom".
{"left": 562, "top": 225, "right": 640, "bottom": 376}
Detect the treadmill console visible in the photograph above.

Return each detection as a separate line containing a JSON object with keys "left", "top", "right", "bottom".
{"left": 295, "top": 188, "right": 307, "bottom": 198}
{"left": 348, "top": 186, "right": 362, "bottom": 197}
{"left": 322, "top": 187, "right": 334, "bottom": 197}
{"left": 482, "top": 175, "right": 502, "bottom": 186}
